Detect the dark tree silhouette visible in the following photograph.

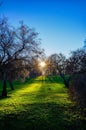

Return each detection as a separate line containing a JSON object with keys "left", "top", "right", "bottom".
{"left": 66, "top": 49, "right": 86, "bottom": 107}
{"left": 0, "top": 18, "right": 42, "bottom": 97}
{"left": 46, "top": 53, "right": 70, "bottom": 87}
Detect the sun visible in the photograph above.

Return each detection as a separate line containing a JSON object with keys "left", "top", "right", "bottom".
{"left": 39, "top": 61, "right": 46, "bottom": 68}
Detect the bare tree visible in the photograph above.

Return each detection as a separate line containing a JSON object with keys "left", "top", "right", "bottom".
{"left": 66, "top": 49, "right": 86, "bottom": 75}
{"left": 0, "top": 18, "right": 42, "bottom": 97}
{"left": 46, "top": 53, "right": 70, "bottom": 87}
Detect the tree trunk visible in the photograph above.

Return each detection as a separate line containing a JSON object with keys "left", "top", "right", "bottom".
{"left": 60, "top": 73, "right": 70, "bottom": 88}
{"left": 2, "top": 71, "right": 7, "bottom": 97}
{"left": 2, "top": 80, "right": 7, "bottom": 97}
{"left": 62, "top": 76, "right": 69, "bottom": 87}
{"left": 9, "top": 80, "right": 14, "bottom": 90}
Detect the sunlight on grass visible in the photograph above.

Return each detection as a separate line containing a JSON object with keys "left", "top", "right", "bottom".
{"left": 0, "top": 76, "right": 85, "bottom": 130}
{"left": 0, "top": 76, "right": 72, "bottom": 114}
{"left": 0, "top": 77, "right": 42, "bottom": 113}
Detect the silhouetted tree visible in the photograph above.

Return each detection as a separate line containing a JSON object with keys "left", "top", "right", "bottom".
{"left": 66, "top": 49, "right": 86, "bottom": 107}
{"left": 0, "top": 18, "right": 42, "bottom": 97}
{"left": 66, "top": 49, "right": 86, "bottom": 74}
{"left": 46, "top": 53, "right": 70, "bottom": 87}
{"left": 46, "top": 55, "right": 57, "bottom": 75}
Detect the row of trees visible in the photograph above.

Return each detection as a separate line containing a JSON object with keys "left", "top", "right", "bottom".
{"left": 0, "top": 17, "right": 43, "bottom": 97}
{"left": 46, "top": 48, "right": 86, "bottom": 107}
{"left": 46, "top": 49, "right": 86, "bottom": 85}
{"left": 0, "top": 16, "right": 86, "bottom": 107}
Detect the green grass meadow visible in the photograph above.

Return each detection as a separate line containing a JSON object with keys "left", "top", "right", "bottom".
{"left": 0, "top": 76, "right": 86, "bottom": 130}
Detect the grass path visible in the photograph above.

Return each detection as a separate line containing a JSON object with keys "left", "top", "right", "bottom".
{"left": 0, "top": 76, "right": 86, "bottom": 130}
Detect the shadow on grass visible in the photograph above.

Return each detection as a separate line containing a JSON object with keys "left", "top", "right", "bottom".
{"left": 31, "top": 76, "right": 64, "bottom": 84}
{"left": 0, "top": 102, "right": 86, "bottom": 130}
{"left": 47, "top": 76, "right": 64, "bottom": 84}
{"left": 0, "top": 76, "right": 85, "bottom": 130}
{"left": 0, "top": 78, "right": 37, "bottom": 99}
{"left": 0, "top": 76, "right": 64, "bottom": 99}
{"left": 0, "top": 96, "right": 11, "bottom": 100}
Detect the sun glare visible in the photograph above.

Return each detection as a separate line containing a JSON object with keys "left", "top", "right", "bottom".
{"left": 39, "top": 61, "right": 46, "bottom": 68}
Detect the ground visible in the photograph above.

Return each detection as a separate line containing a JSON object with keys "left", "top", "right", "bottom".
{"left": 0, "top": 76, "right": 86, "bottom": 130}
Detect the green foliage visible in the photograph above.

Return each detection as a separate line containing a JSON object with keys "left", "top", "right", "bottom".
{"left": 0, "top": 76, "right": 86, "bottom": 130}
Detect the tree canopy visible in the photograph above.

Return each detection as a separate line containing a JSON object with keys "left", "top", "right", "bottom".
{"left": 0, "top": 17, "right": 43, "bottom": 97}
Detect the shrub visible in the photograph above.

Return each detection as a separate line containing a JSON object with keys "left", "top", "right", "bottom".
{"left": 69, "top": 73, "right": 86, "bottom": 108}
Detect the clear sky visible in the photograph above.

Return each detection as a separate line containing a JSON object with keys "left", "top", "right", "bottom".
{"left": 0, "top": 0, "right": 86, "bottom": 57}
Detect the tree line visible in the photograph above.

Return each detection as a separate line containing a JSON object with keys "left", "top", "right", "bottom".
{"left": 0, "top": 17, "right": 86, "bottom": 108}
{"left": 46, "top": 48, "right": 86, "bottom": 107}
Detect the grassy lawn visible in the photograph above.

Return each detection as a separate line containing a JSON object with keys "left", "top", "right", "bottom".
{"left": 0, "top": 76, "right": 86, "bottom": 130}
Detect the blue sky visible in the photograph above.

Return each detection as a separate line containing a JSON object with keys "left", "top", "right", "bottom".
{"left": 0, "top": 0, "right": 86, "bottom": 57}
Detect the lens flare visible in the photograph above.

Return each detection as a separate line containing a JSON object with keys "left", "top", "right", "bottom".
{"left": 39, "top": 61, "right": 46, "bottom": 67}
